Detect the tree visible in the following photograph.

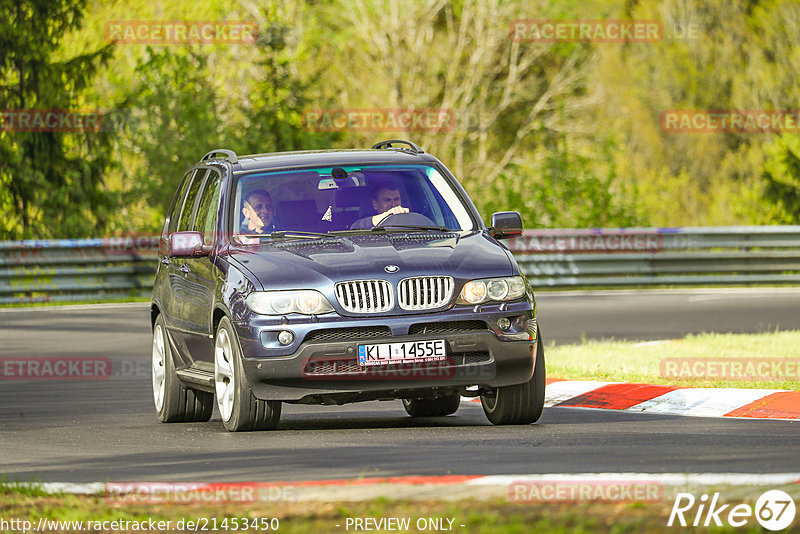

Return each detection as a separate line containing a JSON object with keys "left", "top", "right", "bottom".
{"left": 122, "top": 47, "right": 224, "bottom": 229}
{"left": 762, "top": 134, "right": 800, "bottom": 223}
{"left": 318, "top": 0, "right": 601, "bottom": 226}
{"left": 122, "top": 1, "right": 340, "bottom": 233}
{"left": 234, "top": 0, "right": 340, "bottom": 155}
{"left": 0, "top": 0, "right": 116, "bottom": 238}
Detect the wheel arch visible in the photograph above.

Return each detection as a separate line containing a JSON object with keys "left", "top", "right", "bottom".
{"left": 151, "top": 302, "right": 161, "bottom": 330}
{"left": 212, "top": 304, "right": 231, "bottom": 335}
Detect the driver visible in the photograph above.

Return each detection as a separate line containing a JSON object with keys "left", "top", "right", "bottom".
{"left": 240, "top": 189, "right": 278, "bottom": 234}
{"left": 350, "top": 181, "right": 410, "bottom": 229}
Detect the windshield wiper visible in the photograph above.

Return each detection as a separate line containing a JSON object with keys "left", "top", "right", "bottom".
{"left": 328, "top": 225, "right": 452, "bottom": 236}
{"left": 237, "top": 230, "right": 333, "bottom": 241}
{"left": 270, "top": 230, "right": 332, "bottom": 238}
{"left": 375, "top": 224, "right": 452, "bottom": 232}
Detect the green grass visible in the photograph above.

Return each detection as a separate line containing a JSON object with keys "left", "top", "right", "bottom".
{"left": 0, "top": 476, "right": 52, "bottom": 498}
{"left": 547, "top": 330, "right": 800, "bottom": 389}
{"left": 0, "top": 492, "right": 780, "bottom": 533}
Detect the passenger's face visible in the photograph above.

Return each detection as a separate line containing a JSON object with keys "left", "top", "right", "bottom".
{"left": 244, "top": 193, "right": 274, "bottom": 227}
{"left": 372, "top": 188, "right": 402, "bottom": 213}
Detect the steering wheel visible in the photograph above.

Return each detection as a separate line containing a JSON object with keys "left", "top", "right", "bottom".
{"left": 376, "top": 212, "right": 438, "bottom": 227}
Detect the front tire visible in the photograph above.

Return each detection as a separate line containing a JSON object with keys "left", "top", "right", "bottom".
{"left": 214, "top": 316, "right": 281, "bottom": 432}
{"left": 152, "top": 314, "right": 213, "bottom": 423}
{"left": 402, "top": 393, "right": 461, "bottom": 417}
{"left": 481, "top": 331, "right": 546, "bottom": 425}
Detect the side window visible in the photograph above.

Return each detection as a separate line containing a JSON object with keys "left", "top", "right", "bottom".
{"left": 193, "top": 170, "right": 222, "bottom": 245}
{"left": 176, "top": 169, "right": 207, "bottom": 232}
{"left": 167, "top": 170, "right": 194, "bottom": 234}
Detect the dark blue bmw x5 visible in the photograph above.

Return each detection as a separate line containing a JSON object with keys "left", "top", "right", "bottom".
{"left": 151, "top": 140, "right": 544, "bottom": 431}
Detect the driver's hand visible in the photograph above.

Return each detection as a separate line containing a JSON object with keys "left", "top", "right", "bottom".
{"left": 373, "top": 206, "right": 410, "bottom": 226}
{"left": 252, "top": 214, "right": 265, "bottom": 232}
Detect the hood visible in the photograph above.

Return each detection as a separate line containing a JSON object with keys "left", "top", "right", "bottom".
{"left": 228, "top": 231, "right": 514, "bottom": 291}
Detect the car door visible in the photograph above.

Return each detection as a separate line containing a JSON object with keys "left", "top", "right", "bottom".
{"left": 156, "top": 169, "right": 192, "bottom": 333}
{"left": 165, "top": 168, "right": 207, "bottom": 363}
{"left": 181, "top": 167, "right": 223, "bottom": 365}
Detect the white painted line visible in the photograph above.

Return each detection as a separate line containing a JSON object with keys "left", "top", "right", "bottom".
{"left": 39, "top": 482, "right": 106, "bottom": 494}
{"left": 627, "top": 388, "right": 782, "bottom": 418}
{"left": 0, "top": 302, "right": 149, "bottom": 313}
{"left": 536, "top": 287, "right": 800, "bottom": 298}
{"left": 15, "top": 473, "right": 800, "bottom": 497}
{"left": 466, "top": 472, "right": 800, "bottom": 486}
{"left": 545, "top": 380, "right": 620, "bottom": 407}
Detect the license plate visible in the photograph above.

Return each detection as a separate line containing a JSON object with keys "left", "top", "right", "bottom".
{"left": 358, "top": 339, "right": 447, "bottom": 367}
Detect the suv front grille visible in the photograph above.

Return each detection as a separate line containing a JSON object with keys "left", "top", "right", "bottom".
{"left": 398, "top": 276, "right": 454, "bottom": 310}
{"left": 335, "top": 280, "right": 393, "bottom": 313}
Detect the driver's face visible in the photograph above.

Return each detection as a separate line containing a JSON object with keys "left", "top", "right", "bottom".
{"left": 244, "top": 193, "right": 274, "bottom": 226}
{"left": 372, "top": 188, "right": 402, "bottom": 213}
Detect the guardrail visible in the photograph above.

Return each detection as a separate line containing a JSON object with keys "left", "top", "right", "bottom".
{"left": 508, "top": 226, "right": 800, "bottom": 287}
{"left": 0, "top": 237, "right": 158, "bottom": 304}
{"left": 1, "top": 226, "right": 799, "bottom": 303}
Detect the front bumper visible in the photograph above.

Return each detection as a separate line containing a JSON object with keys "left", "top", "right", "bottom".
{"left": 235, "top": 305, "right": 537, "bottom": 403}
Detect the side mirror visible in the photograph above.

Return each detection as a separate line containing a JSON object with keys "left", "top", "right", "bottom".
{"left": 489, "top": 211, "right": 523, "bottom": 239}
{"left": 169, "top": 231, "right": 211, "bottom": 257}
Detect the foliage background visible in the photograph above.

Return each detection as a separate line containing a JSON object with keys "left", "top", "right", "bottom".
{"left": 1, "top": 0, "right": 799, "bottom": 239}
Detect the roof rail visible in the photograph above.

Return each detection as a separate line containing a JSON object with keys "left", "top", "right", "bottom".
{"left": 371, "top": 139, "right": 424, "bottom": 154}
{"left": 201, "top": 149, "right": 239, "bottom": 164}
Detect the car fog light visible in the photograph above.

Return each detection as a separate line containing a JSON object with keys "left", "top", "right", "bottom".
{"left": 497, "top": 317, "right": 511, "bottom": 331}
{"left": 278, "top": 330, "right": 294, "bottom": 345}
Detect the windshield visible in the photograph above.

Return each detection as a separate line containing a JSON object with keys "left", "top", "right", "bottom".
{"left": 231, "top": 164, "right": 474, "bottom": 236}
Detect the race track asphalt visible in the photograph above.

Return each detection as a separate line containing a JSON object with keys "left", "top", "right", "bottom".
{"left": 1, "top": 289, "right": 798, "bottom": 483}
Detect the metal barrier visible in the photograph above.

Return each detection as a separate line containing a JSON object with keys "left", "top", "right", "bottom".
{"left": 508, "top": 226, "right": 800, "bottom": 287}
{"left": 0, "top": 237, "right": 158, "bottom": 304}
{"left": 1, "top": 226, "right": 799, "bottom": 303}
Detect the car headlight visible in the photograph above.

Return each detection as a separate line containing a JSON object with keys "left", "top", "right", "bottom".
{"left": 457, "top": 276, "right": 527, "bottom": 305}
{"left": 246, "top": 290, "right": 334, "bottom": 315}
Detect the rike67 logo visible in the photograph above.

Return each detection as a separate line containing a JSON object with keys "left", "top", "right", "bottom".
{"left": 668, "top": 490, "right": 796, "bottom": 531}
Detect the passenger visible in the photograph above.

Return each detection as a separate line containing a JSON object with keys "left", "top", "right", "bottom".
{"left": 240, "top": 189, "right": 277, "bottom": 234}
{"left": 350, "top": 181, "right": 410, "bottom": 229}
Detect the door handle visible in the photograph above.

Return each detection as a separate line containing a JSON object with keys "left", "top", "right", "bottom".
{"left": 179, "top": 264, "right": 190, "bottom": 274}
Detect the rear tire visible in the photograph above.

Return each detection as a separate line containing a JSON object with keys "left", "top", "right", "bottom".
{"left": 481, "top": 330, "right": 545, "bottom": 425}
{"left": 214, "top": 316, "right": 281, "bottom": 432}
{"left": 152, "top": 314, "right": 213, "bottom": 423}
{"left": 402, "top": 393, "right": 461, "bottom": 417}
